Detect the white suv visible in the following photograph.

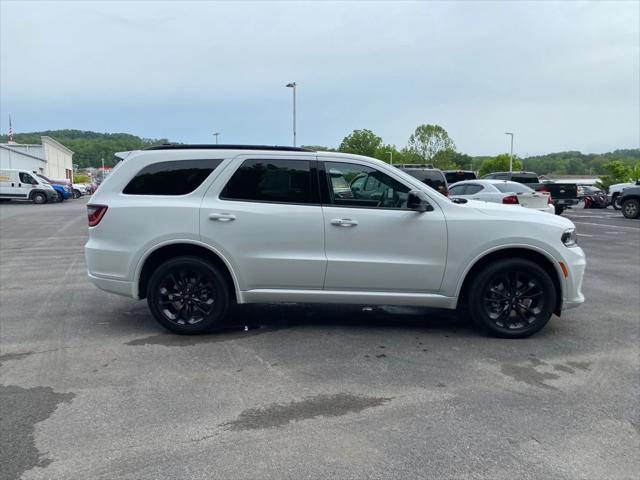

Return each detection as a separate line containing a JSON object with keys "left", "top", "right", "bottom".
{"left": 85, "top": 145, "right": 586, "bottom": 338}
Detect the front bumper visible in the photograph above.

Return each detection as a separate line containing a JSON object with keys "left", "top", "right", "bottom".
{"left": 561, "top": 246, "right": 586, "bottom": 311}
{"left": 45, "top": 190, "right": 58, "bottom": 202}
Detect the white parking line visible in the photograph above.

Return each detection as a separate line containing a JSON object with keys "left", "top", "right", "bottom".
{"left": 577, "top": 234, "right": 594, "bottom": 237}
{"left": 572, "top": 221, "right": 640, "bottom": 231}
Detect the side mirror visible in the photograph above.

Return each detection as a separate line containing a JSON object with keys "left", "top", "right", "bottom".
{"left": 407, "top": 190, "right": 433, "bottom": 212}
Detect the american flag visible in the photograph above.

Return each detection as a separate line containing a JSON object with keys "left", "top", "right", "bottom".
{"left": 8, "top": 115, "right": 13, "bottom": 142}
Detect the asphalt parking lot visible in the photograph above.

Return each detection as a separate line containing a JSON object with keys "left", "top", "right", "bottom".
{"left": 1, "top": 199, "right": 638, "bottom": 480}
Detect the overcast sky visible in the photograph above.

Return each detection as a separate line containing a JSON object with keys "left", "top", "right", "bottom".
{"left": 1, "top": 0, "right": 638, "bottom": 156}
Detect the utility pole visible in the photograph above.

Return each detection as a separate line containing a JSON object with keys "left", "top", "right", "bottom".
{"left": 387, "top": 151, "right": 393, "bottom": 165}
{"left": 286, "top": 82, "right": 297, "bottom": 146}
{"left": 505, "top": 132, "right": 514, "bottom": 172}
{"left": 213, "top": 132, "right": 220, "bottom": 144}
{"left": 101, "top": 157, "right": 105, "bottom": 183}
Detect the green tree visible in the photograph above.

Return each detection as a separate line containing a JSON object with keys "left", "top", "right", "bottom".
{"left": 407, "top": 124, "right": 455, "bottom": 167}
{"left": 595, "top": 160, "right": 640, "bottom": 190}
{"left": 479, "top": 154, "right": 523, "bottom": 177}
{"left": 73, "top": 174, "right": 91, "bottom": 183}
{"left": 432, "top": 149, "right": 472, "bottom": 170}
{"left": 338, "top": 129, "right": 382, "bottom": 157}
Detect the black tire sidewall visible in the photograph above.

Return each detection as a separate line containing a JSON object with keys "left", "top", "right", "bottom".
{"left": 612, "top": 194, "right": 622, "bottom": 210}
{"left": 147, "top": 256, "right": 230, "bottom": 334}
{"left": 622, "top": 199, "right": 640, "bottom": 219}
{"left": 468, "top": 258, "right": 557, "bottom": 338}
{"left": 32, "top": 193, "right": 46, "bottom": 204}
{"left": 554, "top": 205, "right": 564, "bottom": 215}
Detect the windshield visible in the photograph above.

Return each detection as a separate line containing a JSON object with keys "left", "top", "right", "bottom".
{"left": 35, "top": 174, "right": 51, "bottom": 185}
{"left": 494, "top": 182, "right": 534, "bottom": 193}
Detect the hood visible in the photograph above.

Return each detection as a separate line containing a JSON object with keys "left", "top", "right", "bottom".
{"left": 462, "top": 199, "right": 575, "bottom": 229}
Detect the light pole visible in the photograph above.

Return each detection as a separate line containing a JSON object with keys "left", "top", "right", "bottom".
{"left": 213, "top": 132, "right": 220, "bottom": 144}
{"left": 504, "top": 132, "right": 514, "bottom": 172}
{"left": 286, "top": 82, "right": 297, "bottom": 146}
{"left": 387, "top": 151, "right": 393, "bottom": 165}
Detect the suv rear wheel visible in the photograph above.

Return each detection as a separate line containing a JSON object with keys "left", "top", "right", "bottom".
{"left": 622, "top": 199, "right": 640, "bottom": 219}
{"left": 147, "top": 256, "right": 231, "bottom": 334}
{"left": 468, "top": 259, "right": 556, "bottom": 338}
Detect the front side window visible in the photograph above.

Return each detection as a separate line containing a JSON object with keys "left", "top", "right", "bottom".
{"left": 123, "top": 159, "right": 221, "bottom": 195}
{"left": 19, "top": 172, "right": 35, "bottom": 184}
{"left": 221, "top": 159, "right": 313, "bottom": 204}
{"left": 324, "top": 162, "right": 410, "bottom": 209}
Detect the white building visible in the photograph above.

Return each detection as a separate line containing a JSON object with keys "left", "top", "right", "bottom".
{"left": 0, "top": 136, "right": 74, "bottom": 180}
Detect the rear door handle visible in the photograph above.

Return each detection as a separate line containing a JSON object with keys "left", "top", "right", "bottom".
{"left": 331, "top": 218, "right": 358, "bottom": 227}
{"left": 208, "top": 213, "right": 236, "bottom": 222}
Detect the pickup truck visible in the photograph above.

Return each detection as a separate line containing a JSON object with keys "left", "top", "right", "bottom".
{"left": 481, "top": 171, "right": 579, "bottom": 215}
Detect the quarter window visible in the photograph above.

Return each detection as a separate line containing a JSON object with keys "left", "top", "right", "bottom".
{"left": 221, "top": 159, "right": 313, "bottom": 204}
{"left": 123, "top": 159, "right": 222, "bottom": 195}
{"left": 324, "top": 162, "right": 410, "bottom": 209}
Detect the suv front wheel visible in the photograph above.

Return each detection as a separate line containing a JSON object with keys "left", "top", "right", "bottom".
{"left": 622, "top": 199, "right": 640, "bottom": 219}
{"left": 147, "top": 256, "right": 231, "bottom": 334}
{"left": 468, "top": 259, "right": 556, "bottom": 338}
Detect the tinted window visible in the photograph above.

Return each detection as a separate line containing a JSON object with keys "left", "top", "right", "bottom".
{"left": 123, "top": 160, "right": 221, "bottom": 195}
{"left": 511, "top": 174, "right": 538, "bottom": 184}
{"left": 324, "top": 162, "right": 410, "bottom": 209}
{"left": 402, "top": 169, "right": 447, "bottom": 194}
{"left": 449, "top": 184, "right": 467, "bottom": 195}
{"left": 19, "top": 172, "right": 35, "bottom": 184}
{"left": 494, "top": 182, "right": 533, "bottom": 193}
{"left": 445, "top": 171, "right": 477, "bottom": 183}
{"left": 465, "top": 184, "right": 483, "bottom": 195}
{"left": 221, "top": 159, "right": 313, "bottom": 204}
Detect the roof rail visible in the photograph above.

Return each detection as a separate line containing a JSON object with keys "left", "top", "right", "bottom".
{"left": 143, "top": 144, "right": 314, "bottom": 152}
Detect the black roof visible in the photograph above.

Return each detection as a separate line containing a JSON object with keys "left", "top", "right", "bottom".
{"left": 144, "top": 144, "right": 313, "bottom": 152}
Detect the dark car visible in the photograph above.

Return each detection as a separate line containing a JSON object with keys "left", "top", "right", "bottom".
{"left": 619, "top": 186, "right": 640, "bottom": 219}
{"left": 395, "top": 165, "right": 448, "bottom": 196}
{"left": 580, "top": 186, "right": 608, "bottom": 209}
{"left": 444, "top": 170, "right": 477, "bottom": 184}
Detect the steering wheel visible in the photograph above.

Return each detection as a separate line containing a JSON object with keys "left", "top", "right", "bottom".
{"left": 377, "top": 188, "right": 400, "bottom": 208}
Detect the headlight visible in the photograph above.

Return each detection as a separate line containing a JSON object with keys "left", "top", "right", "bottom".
{"left": 562, "top": 228, "right": 578, "bottom": 247}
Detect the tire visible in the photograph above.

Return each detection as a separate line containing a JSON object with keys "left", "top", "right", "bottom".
{"left": 612, "top": 194, "right": 622, "bottom": 210}
{"left": 73, "top": 189, "right": 81, "bottom": 199}
{"left": 31, "top": 192, "right": 47, "bottom": 204}
{"left": 554, "top": 204, "right": 564, "bottom": 215}
{"left": 467, "top": 258, "right": 557, "bottom": 339}
{"left": 622, "top": 199, "right": 640, "bottom": 219}
{"left": 147, "top": 256, "right": 231, "bottom": 334}
{"left": 56, "top": 191, "right": 64, "bottom": 202}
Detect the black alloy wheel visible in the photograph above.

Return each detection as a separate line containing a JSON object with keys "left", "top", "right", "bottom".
{"left": 147, "top": 256, "right": 231, "bottom": 334}
{"left": 73, "top": 189, "right": 81, "bottom": 199}
{"left": 622, "top": 199, "right": 640, "bottom": 219}
{"left": 468, "top": 259, "right": 556, "bottom": 338}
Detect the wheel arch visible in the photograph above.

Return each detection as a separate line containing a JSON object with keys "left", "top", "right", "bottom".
{"left": 456, "top": 247, "right": 563, "bottom": 315}
{"left": 135, "top": 241, "right": 240, "bottom": 302}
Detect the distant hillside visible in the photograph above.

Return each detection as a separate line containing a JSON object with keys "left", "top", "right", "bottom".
{"left": 1, "top": 129, "right": 638, "bottom": 174}
{"left": 0, "top": 130, "right": 169, "bottom": 168}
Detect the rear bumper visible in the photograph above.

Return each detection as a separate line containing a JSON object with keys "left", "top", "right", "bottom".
{"left": 88, "top": 272, "right": 137, "bottom": 299}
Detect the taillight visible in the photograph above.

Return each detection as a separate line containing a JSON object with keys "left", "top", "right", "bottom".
{"left": 87, "top": 204, "right": 108, "bottom": 227}
{"left": 536, "top": 185, "right": 548, "bottom": 192}
{"left": 502, "top": 195, "right": 519, "bottom": 204}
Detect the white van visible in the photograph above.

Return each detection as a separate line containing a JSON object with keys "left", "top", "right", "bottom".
{"left": 0, "top": 169, "right": 58, "bottom": 204}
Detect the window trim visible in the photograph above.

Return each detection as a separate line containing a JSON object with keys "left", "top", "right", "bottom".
{"left": 318, "top": 161, "right": 418, "bottom": 211}
{"left": 122, "top": 159, "right": 224, "bottom": 197}
{"left": 218, "top": 159, "right": 321, "bottom": 206}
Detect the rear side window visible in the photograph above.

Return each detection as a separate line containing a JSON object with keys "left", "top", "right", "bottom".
{"left": 221, "top": 159, "right": 313, "bottom": 204}
{"left": 445, "top": 171, "right": 476, "bottom": 183}
{"left": 465, "top": 184, "right": 483, "bottom": 195}
{"left": 449, "top": 184, "right": 467, "bottom": 195}
{"left": 123, "top": 159, "right": 222, "bottom": 195}
{"left": 511, "top": 174, "right": 537, "bottom": 184}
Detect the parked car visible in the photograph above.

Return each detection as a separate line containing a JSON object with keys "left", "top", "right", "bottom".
{"left": 85, "top": 145, "right": 585, "bottom": 339}
{"left": 72, "top": 183, "right": 89, "bottom": 198}
{"left": 395, "top": 165, "right": 449, "bottom": 196}
{"left": 0, "top": 168, "right": 58, "bottom": 203}
{"left": 608, "top": 180, "right": 640, "bottom": 210}
{"left": 481, "top": 171, "right": 579, "bottom": 215}
{"left": 619, "top": 186, "right": 640, "bottom": 219}
{"left": 36, "top": 174, "right": 72, "bottom": 202}
{"left": 444, "top": 170, "right": 477, "bottom": 184}
{"left": 580, "top": 186, "right": 608, "bottom": 209}
{"left": 449, "top": 180, "right": 554, "bottom": 214}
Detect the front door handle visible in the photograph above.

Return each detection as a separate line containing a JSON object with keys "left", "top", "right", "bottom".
{"left": 208, "top": 213, "right": 236, "bottom": 222}
{"left": 331, "top": 218, "right": 358, "bottom": 227}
